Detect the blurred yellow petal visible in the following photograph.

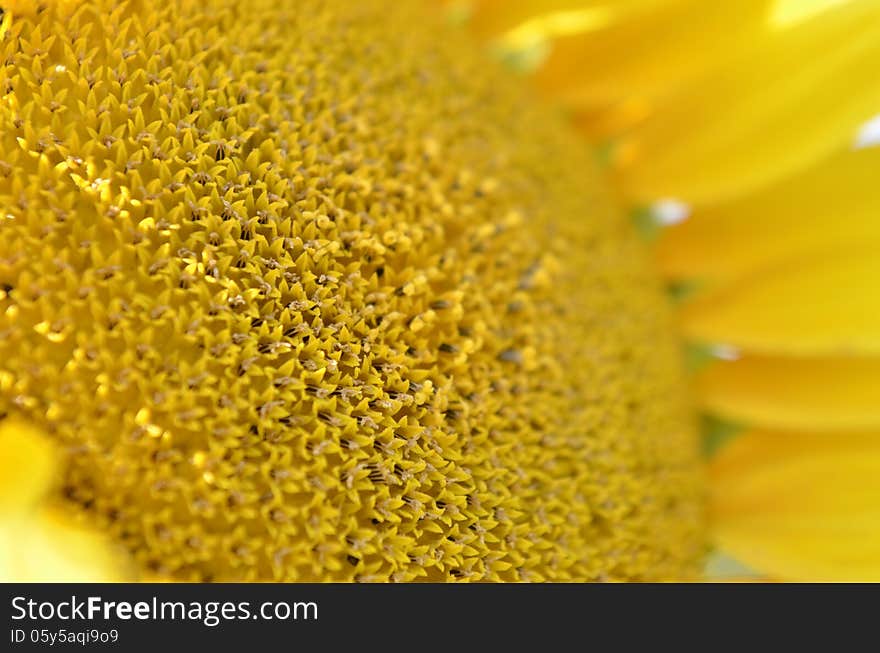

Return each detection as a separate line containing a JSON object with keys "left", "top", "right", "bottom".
{"left": 533, "top": 1, "right": 771, "bottom": 112}
{"left": 0, "top": 417, "right": 130, "bottom": 582}
{"left": 770, "top": 0, "right": 851, "bottom": 28}
{"left": 475, "top": 1, "right": 772, "bottom": 118}
{"left": 698, "top": 355, "right": 880, "bottom": 431}
{"left": 0, "top": 417, "right": 57, "bottom": 514}
{"left": 463, "top": 0, "right": 642, "bottom": 39}
{"left": 1, "top": 508, "right": 129, "bottom": 582}
{"left": 461, "top": 2, "right": 879, "bottom": 204}
{"left": 655, "top": 146, "right": 880, "bottom": 283}
{"left": 614, "top": 1, "right": 880, "bottom": 204}
{"left": 570, "top": 101, "right": 653, "bottom": 141}
{"left": 681, "top": 252, "right": 880, "bottom": 356}
{"left": 712, "top": 430, "right": 880, "bottom": 581}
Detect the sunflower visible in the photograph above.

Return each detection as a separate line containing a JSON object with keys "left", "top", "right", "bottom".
{"left": 0, "top": 0, "right": 870, "bottom": 583}
{"left": 456, "top": 0, "right": 880, "bottom": 581}
{"left": 0, "top": 0, "right": 703, "bottom": 582}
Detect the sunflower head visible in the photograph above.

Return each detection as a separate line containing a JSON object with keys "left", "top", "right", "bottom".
{"left": 0, "top": 0, "right": 704, "bottom": 581}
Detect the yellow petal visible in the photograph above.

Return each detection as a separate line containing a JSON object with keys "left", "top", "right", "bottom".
{"left": 712, "top": 430, "right": 880, "bottom": 581}
{"left": 473, "top": 1, "right": 772, "bottom": 119}
{"left": 570, "top": 101, "right": 653, "bottom": 141}
{"left": 532, "top": 1, "right": 771, "bottom": 113}
{"left": 680, "top": 252, "right": 880, "bottom": 356}
{"left": 770, "top": 0, "right": 852, "bottom": 28}
{"left": 698, "top": 355, "right": 880, "bottom": 431}
{"left": 655, "top": 146, "right": 880, "bottom": 284}
{"left": 0, "top": 418, "right": 130, "bottom": 581}
{"left": 0, "top": 417, "right": 57, "bottom": 515}
{"left": 1, "top": 507, "right": 129, "bottom": 582}
{"left": 464, "top": 0, "right": 637, "bottom": 39}
{"left": 613, "top": 1, "right": 880, "bottom": 204}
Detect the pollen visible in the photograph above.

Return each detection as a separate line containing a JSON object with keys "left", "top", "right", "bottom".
{"left": 0, "top": 0, "right": 703, "bottom": 581}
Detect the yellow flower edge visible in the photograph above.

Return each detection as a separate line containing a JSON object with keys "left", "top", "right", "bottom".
{"left": 0, "top": 1, "right": 703, "bottom": 581}
{"left": 711, "top": 430, "right": 880, "bottom": 582}
{"left": 459, "top": 0, "right": 880, "bottom": 581}
{"left": 0, "top": 419, "right": 129, "bottom": 582}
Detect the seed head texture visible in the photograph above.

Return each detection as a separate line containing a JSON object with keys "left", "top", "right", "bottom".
{"left": 0, "top": 0, "right": 703, "bottom": 581}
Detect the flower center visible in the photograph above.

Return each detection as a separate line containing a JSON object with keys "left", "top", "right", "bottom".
{"left": 0, "top": 0, "right": 704, "bottom": 581}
